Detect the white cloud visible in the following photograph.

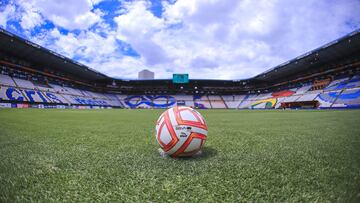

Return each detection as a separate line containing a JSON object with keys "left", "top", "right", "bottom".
{"left": 109, "top": 0, "right": 360, "bottom": 79}
{"left": 114, "top": 1, "right": 170, "bottom": 66}
{"left": 0, "top": 4, "right": 16, "bottom": 28}
{"left": 81, "top": 56, "right": 147, "bottom": 79}
{"left": 3, "top": 0, "right": 359, "bottom": 79}
{"left": 110, "top": 0, "right": 284, "bottom": 79}
{"left": 90, "top": 0, "right": 105, "bottom": 6}
{"left": 29, "top": 27, "right": 142, "bottom": 78}
{"left": 16, "top": 0, "right": 102, "bottom": 30}
{"left": 19, "top": 2, "right": 44, "bottom": 30}
{"left": 33, "top": 27, "right": 117, "bottom": 59}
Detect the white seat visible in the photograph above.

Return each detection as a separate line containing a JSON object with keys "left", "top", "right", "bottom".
{"left": 0, "top": 74, "right": 16, "bottom": 86}
{"left": 13, "top": 78, "right": 36, "bottom": 89}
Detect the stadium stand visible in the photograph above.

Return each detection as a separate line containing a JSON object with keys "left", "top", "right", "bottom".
{"left": 317, "top": 91, "right": 342, "bottom": 108}
{"left": 311, "top": 78, "right": 331, "bottom": 91}
{"left": 296, "top": 90, "right": 321, "bottom": 102}
{"left": 2, "top": 72, "right": 360, "bottom": 109}
{"left": 324, "top": 77, "right": 349, "bottom": 91}
{"left": 332, "top": 88, "right": 360, "bottom": 108}
{"left": 0, "top": 74, "right": 16, "bottom": 86}
{"left": 193, "top": 95, "right": 212, "bottom": 109}
{"left": 1, "top": 27, "right": 360, "bottom": 109}
{"left": 344, "top": 75, "right": 360, "bottom": 89}
{"left": 274, "top": 97, "right": 286, "bottom": 109}
{"left": 12, "top": 77, "right": 36, "bottom": 89}
{"left": 238, "top": 99, "right": 253, "bottom": 109}
{"left": 294, "top": 84, "right": 312, "bottom": 95}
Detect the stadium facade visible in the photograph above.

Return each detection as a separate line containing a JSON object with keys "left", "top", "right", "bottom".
{"left": 0, "top": 27, "right": 359, "bottom": 109}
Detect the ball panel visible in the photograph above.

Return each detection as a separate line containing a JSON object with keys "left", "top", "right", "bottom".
{"left": 190, "top": 126, "right": 208, "bottom": 136}
{"left": 170, "top": 132, "right": 206, "bottom": 157}
{"left": 156, "top": 112, "right": 165, "bottom": 124}
{"left": 179, "top": 110, "right": 198, "bottom": 122}
{"left": 155, "top": 117, "right": 164, "bottom": 132}
{"left": 165, "top": 134, "right": 188, "bottom": 155}
{"left": 157, "top": 111, "right": 179, "bottom": 152}
{"left": 157, "top": 116, "right": 164, "bottom": 125}
{"left": 167, "top": 107, "right": 179, "bottom": 127}
{"left": 173, "top": 106, "right": 208, "bottom": 130}
{"left": 194, "top": 110, "right": 206, "bottom": 125}
{"left": 159, "top": 124, "right": 172, "bottom": 145}
{"left": 184, "top": 138, "right": 202, "bottom": 152}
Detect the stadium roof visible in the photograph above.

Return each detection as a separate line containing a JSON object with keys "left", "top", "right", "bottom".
{"left": 0, "top": 28, "right": 109, "bottom": 81}
{"left": 254, "top": 29, "right": 360, "bottom": 82}
{"left": 0, "top": 27, "right": 359, "bottom": 84}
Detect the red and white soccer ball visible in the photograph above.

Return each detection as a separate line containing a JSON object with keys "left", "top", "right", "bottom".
{"left": 155, "top": 106, "right": 208, "bottom": 157}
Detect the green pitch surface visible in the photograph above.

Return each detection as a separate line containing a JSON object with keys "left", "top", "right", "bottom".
{"left": 1, "top": 109, "right": 360, "bottom": 202}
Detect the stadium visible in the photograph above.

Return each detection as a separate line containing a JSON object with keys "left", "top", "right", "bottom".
{"left": 1, "top": 27, "right": 360, "bottom": 109}
{"left": 1, "top": 0, "right": 360, "bottom": 202}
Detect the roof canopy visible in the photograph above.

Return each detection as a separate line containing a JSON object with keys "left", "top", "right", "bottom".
{"left": 0, "top": 28, "right": 108, "bottom": 81}
{"left": 254, "top": 29, "right": 360, "bottom": 82}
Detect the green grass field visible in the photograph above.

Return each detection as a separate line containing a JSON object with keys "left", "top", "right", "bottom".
{"left": 0, "top": 109, "right": 360, "bottom": 202}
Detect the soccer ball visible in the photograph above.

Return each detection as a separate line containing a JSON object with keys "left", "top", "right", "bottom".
{"left": 155, "top": 106, "right": 208, "bottom": 157}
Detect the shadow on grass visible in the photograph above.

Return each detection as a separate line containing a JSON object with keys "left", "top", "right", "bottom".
{"left": 175, "top": 146, "right": 218, "bottom": 161}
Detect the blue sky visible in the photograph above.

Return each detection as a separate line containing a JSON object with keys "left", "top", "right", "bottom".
{"left": 1, "top": 0, "right": 360, "bottom": 79}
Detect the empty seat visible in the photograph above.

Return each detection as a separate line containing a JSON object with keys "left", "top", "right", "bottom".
{"left": 0, "top": 74, "right": 16, "bottom": 86}
{"left": 343, "top": 75, "right": 360, "bottom": 89}
{"left": 332, "top": 87, "right": 360, "bottom": 107}
{"left": 225, "top": 101, "right": 241, "bottom": 108}
{"left": 208, "top": 95, "right": 222, "bottom": 100}
{"left": 317, "top": 91, "right": 341, "bottom": 108}
{"left": 296, "top": 91, "right": 321, "bottom": 101}
{"left": 282, "top": 95, "right": 301, "bottom": 102}
{"left": 210, "top": 100, "right": 226, "bottom": 108}
{"left": 173, "top": 95, "right": 193, "bottom": 101}
{"left": 294, "top": 85, "right": 312, "bottom": 95}
{"left": 13, "top": 78, "right": 36, "bottom": 89}
{"left": 324, "top": 77, "right": 349, "bottom": 91}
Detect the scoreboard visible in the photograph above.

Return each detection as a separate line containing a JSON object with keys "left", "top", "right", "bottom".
{"left": 172, "top": 74, "right": 189, "bottom": 84}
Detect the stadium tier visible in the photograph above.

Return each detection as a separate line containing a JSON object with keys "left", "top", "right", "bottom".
{"left": 0, "top": 27, "right": 360, "bottom": 109}
{"left": 1, "top": 72, "right": 360, "bottom": 109}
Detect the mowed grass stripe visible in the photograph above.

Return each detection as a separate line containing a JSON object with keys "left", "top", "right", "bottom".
{"left": 0, "top": 109, "right": 359, "bottom": 202}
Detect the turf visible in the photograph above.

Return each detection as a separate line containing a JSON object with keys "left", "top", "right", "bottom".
{"left": 0, "top": 109, "right": 360, "bottom": 202}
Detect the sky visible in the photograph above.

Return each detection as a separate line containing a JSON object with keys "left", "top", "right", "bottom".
{"left": 0, "top": 0, "right": 360, "bottom": 80}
